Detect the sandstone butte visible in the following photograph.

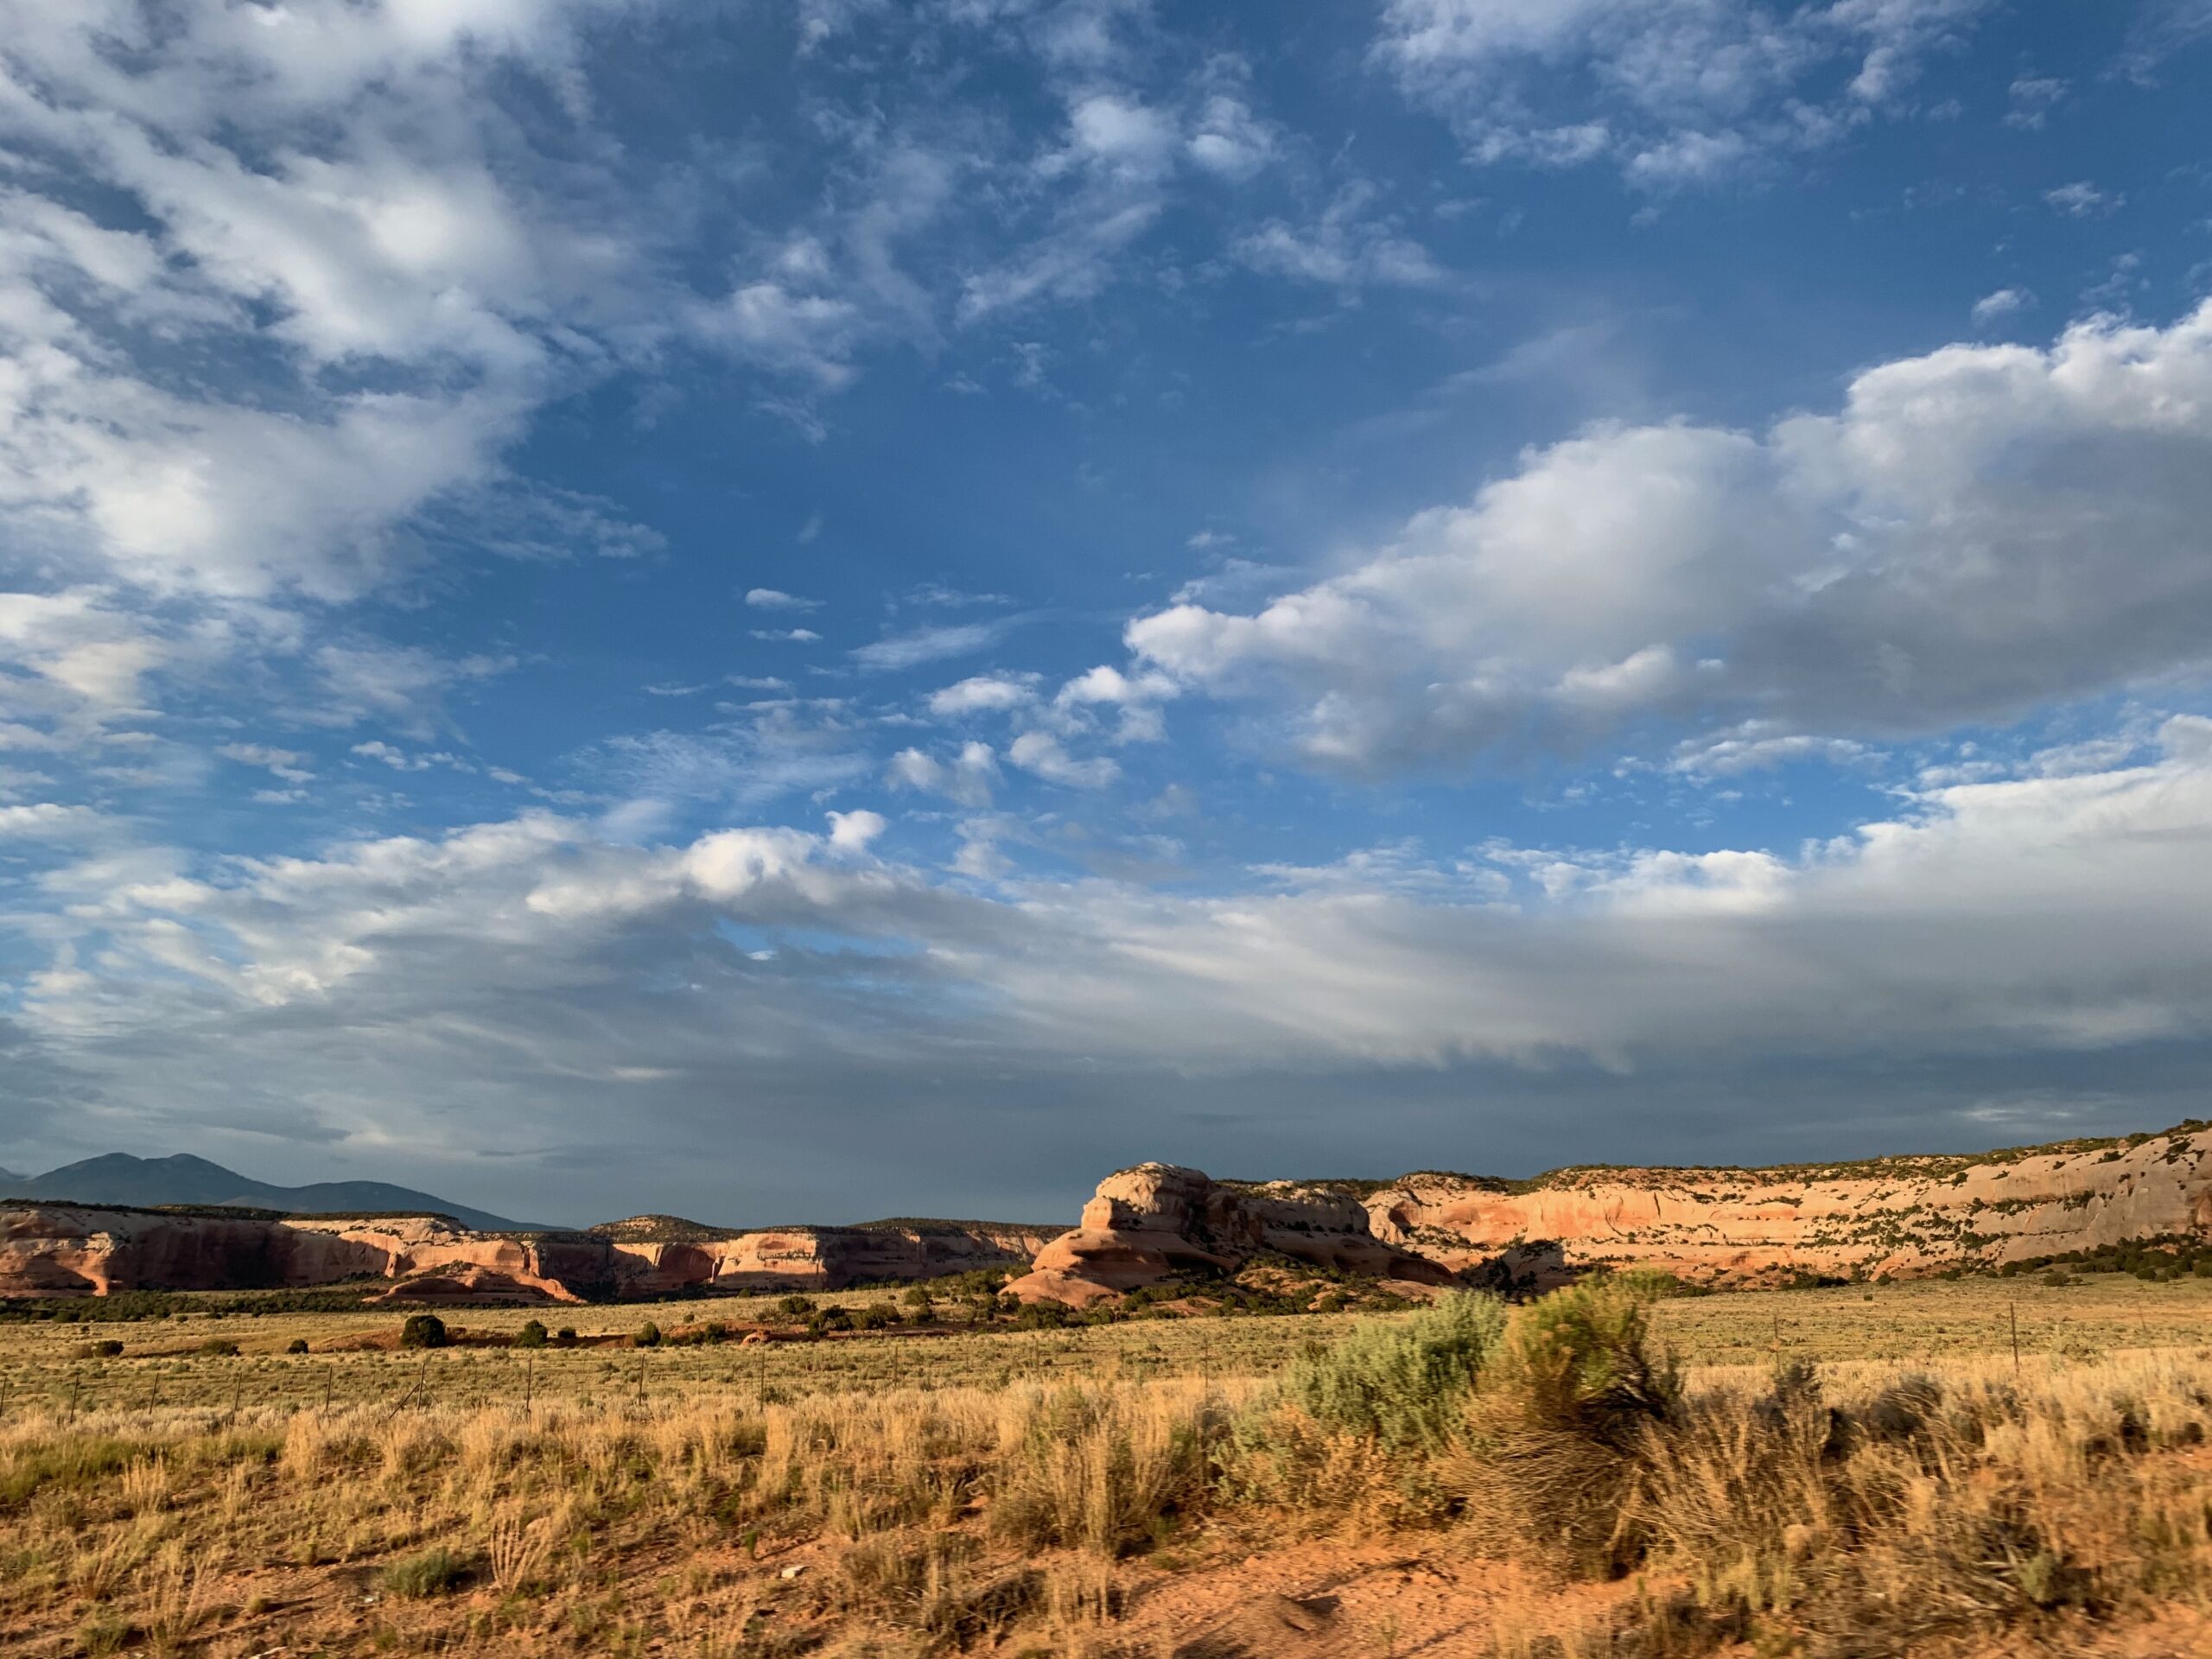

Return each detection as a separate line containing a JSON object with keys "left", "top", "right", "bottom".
{"left": 0, "top": 1207, "right": 1056, "bottom": 1302}
{"left": 1002, "top": 1121, "right": 2212, "bottom": 1305}
{"left": 7, "top": 1121, "right": 2211, "bottom": 1305}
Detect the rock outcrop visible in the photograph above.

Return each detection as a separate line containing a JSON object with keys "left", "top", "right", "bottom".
{"left": 1004, "top": 1124, "right": 2212, "bottom": 1305}
{"left": 16, "top": 1122, "right": 2212, "bottom": 1306}
{"left": 0, "top": 1205, "right": 1051, "bottom": 1301}
{"left": 1363, "top": 1124, "right": 2212, "bottom": 1287}
{"left": 1003, "top": 1163, "right": 1454, "bottom": 1306}
{"left": 601, "top": 1222, "right": 1057, "bottom": 1296}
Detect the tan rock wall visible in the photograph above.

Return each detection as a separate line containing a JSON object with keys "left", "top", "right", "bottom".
{"left": 1365, "top": 1128, "right": 2212, "bottom": 1285}
{"left": 0, "top": 1205, "right": 1049, "bottom": 1300}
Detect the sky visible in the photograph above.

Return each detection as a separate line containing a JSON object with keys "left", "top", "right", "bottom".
{"left": 0, "top": 0, "right": 2209, "bottom": 1229}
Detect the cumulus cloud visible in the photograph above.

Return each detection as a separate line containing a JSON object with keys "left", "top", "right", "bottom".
{"left": 1054, "top": 664, "right": 1179, "bottom": 743}
{"left": 11, "top": 723, "right": 2212, "bottom": 1210}
{"left": 887, "top": 741, "right": 999, "bottom": 806}
{"left": 1128, "top": 305, "right": 2212, "bottom": 775}
{"left": 826, "top": 808, "right": 887, "bottom": 851}
{"left": 927, "top": 675, "right": 1037, "bottom": 716}
{"left": 0, "top": 2, "right": 674, "bottom": 607}
{"left": 745, "top": 588, "right": 822, "bottom": 611}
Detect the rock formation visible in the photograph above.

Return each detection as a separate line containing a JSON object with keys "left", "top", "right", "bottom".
{"left": 1361, "top": 1123, "right": 2212, "bottom": 1287}
{"left": 1005, "top": 1124, "right": 2212, "bottom": 1305}
{"left": 1003, "top": 1163, "right": 1453, "bottom": 1306}
{"left": 0, "top": 1205, "right": 1052, "bottom": 1301}
{"left": 14, "top": 1122, "right": 2212, "bottom": 1306}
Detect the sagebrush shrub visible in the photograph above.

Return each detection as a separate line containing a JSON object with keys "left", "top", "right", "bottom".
{"left": 1270, "top": 1291, "right": 1507, "bottom": 1453}
{"left": 1458, "top": 1276, "right": 1680, "bottom": 1573}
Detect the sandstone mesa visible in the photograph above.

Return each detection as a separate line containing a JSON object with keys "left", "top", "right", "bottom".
{"left": 6, "top": 1122, "right": 2210, "bottom": 1304}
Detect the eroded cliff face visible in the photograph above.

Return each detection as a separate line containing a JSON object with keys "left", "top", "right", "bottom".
{"left": 0, "top": 1206, "right": 1051, "bottom": 1301}
{"left": 1004, "top": 1163, "right": 1452, "bottom": 1306}
{"left": 606, "top": 1224, "right": 1054, "bottom": 1295}
{"left": 1004, "top": 1127, "right": 2212, "bottom": 1304}
{"left": 1363, "top": 1126, "right": 2212, "bottom": 1287}
{"left": 16, "top": 1125, "right": 2210, "bottom": 1305}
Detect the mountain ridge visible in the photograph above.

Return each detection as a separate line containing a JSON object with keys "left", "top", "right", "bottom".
{"left": 0, "top": 1153, "right": 541, "bottom": 1234}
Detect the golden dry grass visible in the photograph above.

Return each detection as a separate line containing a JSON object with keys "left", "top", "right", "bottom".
{"left": 3, "top": 1276, "right": 2211, "bottom": 1656}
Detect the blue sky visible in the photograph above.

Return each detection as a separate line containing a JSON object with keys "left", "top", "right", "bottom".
{"left": 1, "top": 0, "right": 2210, "bottom": 1227}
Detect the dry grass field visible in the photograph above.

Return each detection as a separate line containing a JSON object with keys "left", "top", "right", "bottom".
{"left": 4, "top": 1274, "right": 2212, "bottom": 1657}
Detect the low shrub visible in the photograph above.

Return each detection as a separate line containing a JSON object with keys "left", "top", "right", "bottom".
{"left": 381, "top": 1547, "right": 470, "bottom": 1598}
{"left": 513, "top": 1319, "right": 547, "bottom": 1349}
{"left": 1273, "top": 1291, "right": 1507, "bottom": 1453}
{"left": 398, "top": 1314, "right": 448, "bottom": 1351}
{"left": 633, "top": 1321, "right": 662, "bottom": 1349}
{"left": 1457, "top": 1276, "right": 1680, "bottom": 1573}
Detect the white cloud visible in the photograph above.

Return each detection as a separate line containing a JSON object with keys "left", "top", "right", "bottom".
{"left": 1063, "top": 93, "right": 1180, "bottom": 184}
{"left": 1186, "top": 92, "right": 1277, "bottom": 181}
{"left": 14, "top": 722, "right": 2212, "bottom": 1174}
{"left": 1668, "top": 724, "right": 1868, "bottom": 777}
{"left": 751, "top": 628, "right": 824, "bottom": 644}
{"left": 1375, "top": 0, "right": 1998, "bottom": 187}
{"left": 0, "top": 589, "right": 165, "bottom": 721}
{"left": 1236, "top": 184, "right": 1443, "bottom": 291}
{"left": 313, "top": 645, "right": 512, "bottom": 737}
{"left": 1007, "top": 729, "right": 1119, "bottom": 787}
{"left": 1054, "top": 664, "right": 1179, "bottom": 743}
{"left": 2045, "top": 181, "right": 2120, "bottom": 218}
{"left": 2003, "top": 75, "right": 2067, "bottom": 130}
{"left": 1129, "top": 305, "right": 2212, "bottom": 775}
{"left": 928, "top": 675, "right": 1037, "bottom": 716}
{"left": 826, "top": 808, "right": 887, "bottom": 852}
{"left": 854, "top": 622, "right": 1002, "bottom": 672}
{"left": 0, "top": 3, "right": 669, "bottom": 608}
{"left": 219, "top": 743, "right": 315, "bottom": 784}
{"left": 0, "top": 802, "right": 104, "bottom": 839}
{"left": 351, "top": 741, "right": 472, "bottom": 773}
{"left": 746, "top": 588, "right": 822, "bottom": 611}
{"left": 1970, "top": 286, "right": 2032, "bottom": 327}
{"left": 887, "top": 741, "right": 999, "bottom": 806}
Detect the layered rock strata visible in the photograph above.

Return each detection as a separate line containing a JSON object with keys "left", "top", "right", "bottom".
{"left": 0, "top": 1205, "right": 1051, "bottom": 1300}
{"left": 1003, "top": 1163, "right": 1454, "bottom": 1307}
{"left": 1005, "top": 1125, "right": 2212, "bottom": 1304}
{"left": 1362, "top": 1124, "right": 2212, "bottom": 1287}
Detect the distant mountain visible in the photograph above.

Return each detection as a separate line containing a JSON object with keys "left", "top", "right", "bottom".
{"left": 0, "top": 1153, "right": 538, "bottom": 1232}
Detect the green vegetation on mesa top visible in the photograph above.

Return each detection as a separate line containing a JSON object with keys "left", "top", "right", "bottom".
{"left": 851, "top": 1217, "right": 1061, "bottom": 1235}
{"left": 1513, "top": 1121, "right": 2212, "bottom": 1192}
{"left": 1223, "top": 1121, "right": 2212, "bottom": 1199}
